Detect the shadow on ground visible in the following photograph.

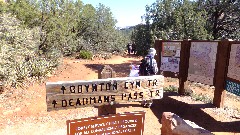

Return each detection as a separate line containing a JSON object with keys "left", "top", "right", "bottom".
{"left": 84, "top": 59, "right": 141, "bottom": 77}
{"left": 151, "top": 92, "right": 240, "bottom": 133}
{"left": 122, "top": 54, "right": 143, "bottom": 59}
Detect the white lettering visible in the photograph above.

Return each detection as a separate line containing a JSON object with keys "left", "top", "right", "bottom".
{"left": 74, "top": 132, "right": 82, "bottom": 135}
{"left": 84, "top": 131, "right": 89, "bottom": 134}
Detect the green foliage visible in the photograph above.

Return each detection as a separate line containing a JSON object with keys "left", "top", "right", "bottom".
{"left": 0, "top": 1, "right": 7, "bottom": 13}
{"left": 131, "top": 24, "right": 153, "bottom": 56}
{"left": 163, "top": 85, "right": 178, "bottom": 92}
{"left": 173, "top": 0, "right": 211, "bottom": 39}
{"left": 0, "top": 0, "right": 130, "bottom": 88}
{"left": 0, "top": 13, "right": 60, "bottom": 87}
{"left": 76, "top": 50, "right": 93, "bottom": 59}
{"left": 91, "top": 3, "right": 118, "bottom": 52}
{"left": 141, "top": 0, "right": 211, "bottom": 40}
{"left": 191, "top": 93, "right": 213, "bottom": 104}
{"left": 107, "top": 30, "right": 129, "bottom": 53}
{"left": 119, "top": 26, "right": 134, "bottom": 40}
{"left": 201, "top": 0, "right": 240, "bottom": 40}
{"left": 8, "top": 0, "right": 41, "bottom": 28}
{"left": 131, "top": 0, "right": 239, "bottom": 42}
{"left": 37, "top": 0, "right": 80, "bottom": 56}
{"left": 27, "top": 57, "right": 56, "bottom": 78}
{"left": 5, "top": 0, "right": 127, "bottom": 57}
{"left": 33, "top": 1, "right": 126, "bottom": 55}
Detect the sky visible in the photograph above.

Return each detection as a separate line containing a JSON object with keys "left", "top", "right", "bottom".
{"left": 81, "top": 0, "right": 157, "bottom": 28}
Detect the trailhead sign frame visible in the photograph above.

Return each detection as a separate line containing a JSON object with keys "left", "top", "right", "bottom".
{"left": 155, "top": 39, "right": 240, "bottom": 108}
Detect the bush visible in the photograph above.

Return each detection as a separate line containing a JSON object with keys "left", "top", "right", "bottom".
{"left": 0, "top": 13, "right": 61, "bottom": 87}
{"left": 76, "top": 50, "right": 93, "bottom": 59}
{"left": 163, "top": 85, "right": 178, "bottom": 92}
{"left": 191, "top": 93, "right": 213, "bottom": 104}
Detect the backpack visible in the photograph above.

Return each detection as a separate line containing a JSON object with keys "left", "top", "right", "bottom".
{"left": 139, "top": 55, "right": 155, "bottom": 76}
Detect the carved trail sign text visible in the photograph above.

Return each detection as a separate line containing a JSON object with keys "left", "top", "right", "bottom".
{"left": 46, "top": 75, "right": 164, "bottom": 111}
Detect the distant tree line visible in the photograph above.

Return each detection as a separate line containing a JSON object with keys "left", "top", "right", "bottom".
{"left": 5, "top": 0, "right": 129, "bottom": 55}
{"left": 131, "top": 0, "right": 240, "bottom": 55}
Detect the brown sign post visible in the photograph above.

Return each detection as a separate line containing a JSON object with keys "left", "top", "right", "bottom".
{"left": 66, "top": 111, "right": 146, "bottom": 135}
{"left": 98, "top": 65, "right": 116, "bottom": 79}
{"left": 94, "top": 102, "right": 117, "bottom": 116}
{"left": 212, "top": 40, "right": 230, "bottom": 107}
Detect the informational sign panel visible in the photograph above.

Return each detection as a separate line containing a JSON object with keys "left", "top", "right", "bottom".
{"left": 226, "top": 44, "right": 240, "bottom": 96}
{"left": 187, "top": 42, "right": 218, "bottom": 85}
{"left": 227, "top": 44, "right": 240, "bottom": 81}
{"left": 46, "top": 75, "right": 164, "bottom": 111}
{"left": 225, "top": 80, "right": 240, "bottom": 96}
{"left": 67, "top": 111, "right": 145, "bottom": 135}
{"left": 160, "top": 42, "right": 181, "bottom": 73}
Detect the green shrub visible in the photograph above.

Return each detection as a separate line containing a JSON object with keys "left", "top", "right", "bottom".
{"left": 163, "top": 85, "right": 178, "bottom": 92}
{"left": 76, "top": 50, "right": 93, "bottom": 59}
{"left": 191, "top": 93, "right": 213, "bottom": 103}
{"left": 0, "top": 13, "right": 61, "bottom": 87}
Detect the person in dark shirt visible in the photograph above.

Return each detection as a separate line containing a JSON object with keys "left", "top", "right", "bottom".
{"left": 132, "top": 42, "right": 136, "bottom": 54}
{"left": 139, "top": 48, "right": 158, "bottom": 76}
{"left": 127, "top": 42, "right": 132, "bottom": 54}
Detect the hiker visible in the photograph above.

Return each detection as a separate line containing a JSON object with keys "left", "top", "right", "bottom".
{"left": 127, "top": 42, "right": 132, "bottom": 54}
{"left": 132, "top": 42, "right": 136, "bottom": 54}
{"left": 139, "top": 48, "right": 158, "bottom": 76}
{"left": 139, "top": 48, "right": 158, "bottom": 108}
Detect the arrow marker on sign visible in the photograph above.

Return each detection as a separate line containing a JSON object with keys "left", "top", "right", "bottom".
{"left": 52, "top": 100, "right": 57, "bottom": 108}
{"left": 61, "top": 86, "right": 66, "bottom": 94}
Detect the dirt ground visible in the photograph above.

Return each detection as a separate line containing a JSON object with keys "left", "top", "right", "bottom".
{"left": 0, "top": 55, "right": 240, "bottom": 135}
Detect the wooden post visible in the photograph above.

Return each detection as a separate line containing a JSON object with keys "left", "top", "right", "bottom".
{"left": 213, "top": 40, "right": 230, "bottom": 108}
{"left": 0, "top": 81, "right": 3, "bottom": 94}
{"left": 154, "top": 40, "right": 162, "bottom": 75}
{"left": 178, "top": 40, "right": 191, "bottom": 95}
{"left": 95, "top": 102, "right": 117, "bottom": 116}
{"left": 98, "top": 65, "right": 116, "bottom": 79}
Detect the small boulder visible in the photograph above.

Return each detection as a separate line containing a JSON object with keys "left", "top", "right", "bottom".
{"left": 161, "top": 112, "right": 213, "bottom": 135}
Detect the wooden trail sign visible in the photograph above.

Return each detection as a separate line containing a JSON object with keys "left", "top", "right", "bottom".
{"left": 66, "top": 111, "right": 146, "bottom": 135}
{"left": 46, "top": 75, "right": 164, "bottom": 111}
